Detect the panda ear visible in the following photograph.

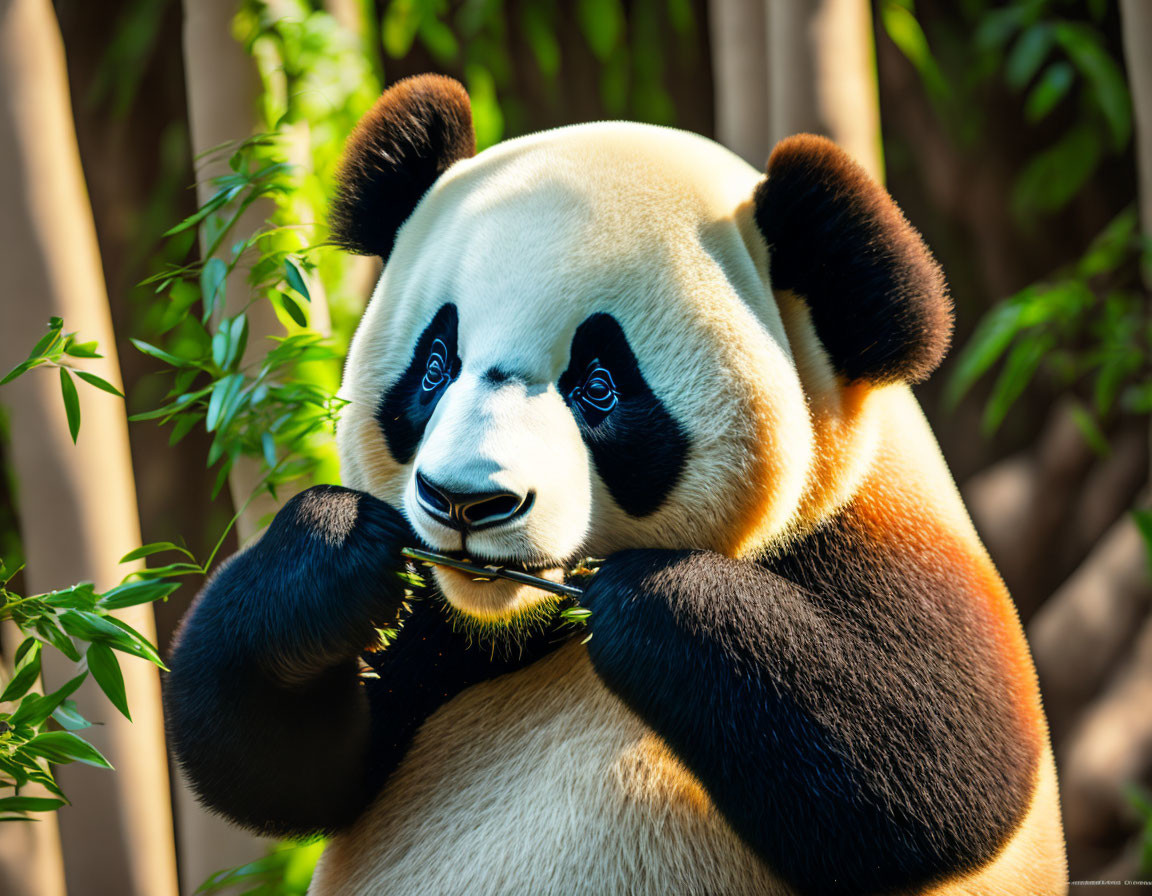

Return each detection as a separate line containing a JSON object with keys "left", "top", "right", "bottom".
{"left": 753, "top": 135, "right": 952, "bottom": 385}
{"left": 330, "top": 74, "right": 476, "bottom": 259}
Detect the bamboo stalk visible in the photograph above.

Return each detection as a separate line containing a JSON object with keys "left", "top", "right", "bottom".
{"left": 400, "top": 547, "right": 584, "bottom": 599}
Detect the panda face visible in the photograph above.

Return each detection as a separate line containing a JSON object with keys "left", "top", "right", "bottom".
{"left": 337, "top": 123, "right": 816, "bottom": 622}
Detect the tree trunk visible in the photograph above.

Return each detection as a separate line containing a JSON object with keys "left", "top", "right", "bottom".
{"left": 708, "top": 0, "right": 772, "bottom": 166}
{"left": 0, "top": 2, "right": 178, "bottom": 895}
{"left": 766, "top": 0, "right": 883, "bottom": 181}
{"left": 708, "top": 0, "right": 883, "bottom": 177}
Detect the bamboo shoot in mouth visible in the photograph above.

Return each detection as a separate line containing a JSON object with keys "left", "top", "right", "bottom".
{"left": 400, "top": 546, "right": 585, "bottom": 599}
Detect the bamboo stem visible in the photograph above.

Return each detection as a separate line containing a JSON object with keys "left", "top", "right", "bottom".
{"left": 400, "top": 547, "right": 584, "bottom": 599}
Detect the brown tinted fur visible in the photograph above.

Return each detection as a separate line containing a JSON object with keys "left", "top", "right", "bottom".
{"left": 330, "top": 74, "right": 475, "bottom": 259}
{"left": 755, "top": 135, "right": 953, "bottom": 385}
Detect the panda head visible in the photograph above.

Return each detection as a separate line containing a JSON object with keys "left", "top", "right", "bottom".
{"left": 333, "top": 75, "right": 951, "bottom": 625}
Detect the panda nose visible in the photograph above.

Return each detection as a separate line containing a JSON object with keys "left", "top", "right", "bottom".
{"left": 414, "top": 470, "right": 533, "bottom": 531}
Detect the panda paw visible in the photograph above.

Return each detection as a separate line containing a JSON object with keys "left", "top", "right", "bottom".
{"left": 228, "top": 484, "right": 421, "bottom": 668}
{"left": 578, "top": 548, "right": 689, "bottom": 671}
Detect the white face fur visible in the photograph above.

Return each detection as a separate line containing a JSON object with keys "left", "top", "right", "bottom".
{"left": 337, "top": 123, "right": 816, "bottom": 623}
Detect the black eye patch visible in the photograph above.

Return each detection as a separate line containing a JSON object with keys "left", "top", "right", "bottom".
{"left": 376, "top": 303, "right": 461, "bottom": 464}
{"left": 560, "top": 313, "right": 688, "bottom": 517}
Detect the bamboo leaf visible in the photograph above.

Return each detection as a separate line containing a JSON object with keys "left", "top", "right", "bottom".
{"left": 86, "top": 642, "right": 130, "bottom": 720}
{"left": 0, "top": 641, "right": 42, "bottom": 703}
{"left": 0, "top": 797, "right": 66, "bottom": 814}
{"left": 10, "top": 672, "right": 87, "bottom": 727}
{"left": 0, "top": 359, "right": 36, "bottom": 386}
{"left": 52, "top": 698, "right": 92, "bottom": 731}
{"left": 74, "top": 370, "right": 124, "bottom": 398}
{"left": 64, "top": 341, "right": 101, "bottom": 359}
{"left": 56, "top": 367, "right": 81, "bottom": 442}
{"left": 131, "top": 339, "right": 189, "bottom": 368}
{"left": 119, "top": 542, "right": 194, "bottom": 564}
{"left": 25, "top": 730, "right": 112, "bottom": 768}
{"left": 283, "top": 259, "right": 310, "bottom": 302}
{"left": 1068, "top": 403, "right": 1110, "bottom": 458}
{"left": 1005, "top": 24, "right": 1052, "bottom": 90}
{"left": 1025, "top": 62, "right": 1074, "bottom": 122}
{"left": 200, "top": 257, "right": 228, "bottom": 320}
{"left": 99, "top": 579, "right": 180, "bottom": 611}
{"left": 279, "top": 293, "right": 307, "bottom": 328}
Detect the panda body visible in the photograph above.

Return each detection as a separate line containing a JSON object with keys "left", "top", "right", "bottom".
{"left": 313, "top": 390, "right": 1065, "bottom": 896}
{"left": 163, "top": 75, "right": 1067, "bottom": 896}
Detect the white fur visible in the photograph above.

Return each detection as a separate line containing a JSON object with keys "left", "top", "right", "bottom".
{"left": 310, "top": 642, "right": 790, "bottom": 896}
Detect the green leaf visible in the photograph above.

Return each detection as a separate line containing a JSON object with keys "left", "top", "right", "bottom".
{"left": 221, "top": 314, "right": 248, "bottom": 371}
{"left": 520, "top": 4, "right": 560, "bottom": 77}
{"left": 199, "top": 257, "right": 228, "bottom": 320}
{"left": 99, "top": 615, "right": 166, "bottom": 668}
{"left": 1052, "top": 22, "right": 1131, "bottom": 150}
{"left": 576, "top": 0, "right": 623, "bottom": 59}
{"left": 14, "top": 636, "right": 37, "bottom": 666}
{"left": 559, "top": 606, "right": 592, "bottom": 625}
{"left": 417, "top": 17, "right": 459, "bottom": 64}
{"left": 25, "top": 730, "right": 112, "bottom": 768}
{"left": 1025, "top": 62, "right": 1074, "bottom": 122}
{"left": 381, "top": 0, "right": 420, "bottom": 58}
{"left": 64, "top": 340, "right": 101, "bottom": 358}
{"left": 34, "top": 618, "right": 81, "bottom": 662}
{"left": 881, "top": 3, "right": 950, "bottom": 105}
{"left": 974, "top": 5, "right": 1027, "bottom": 52}
{"left": 1, "top": 641, "right": 42, "bottom": 703}
{"left": 52, "top": 698, "right": 91, "bottom": 731}
{"left": 284, "top": 259, "right": 310, "bottom": 302}
{"left": 1077, "top": 208, "right": 1138, "bottom": 279}
{"left": 99, "top": 579, "right": 180, "bottom": 611}
{"left": 0, "top": 359, "right": 36, "bottom": 386}
{"left": 279, "top": 293, "right": 308, "bottom": 328}
{"left": 119, "top": 542, "right": 191, "bottom": 563}
{"left": 261, "top": 432, "right": 276, "bottom": 469}
{"left": 128, "top": 561, "right": 201, "bottom": 578}
{"left": 163, "top": 183, "right": 243, "bottom": 237}
{"left": 0, "top": 797, "right": 66, "bottom": 814}
{"left": 205, "top": 373, "right": 245, "bottom": 432}
{"left": 168, "top": 413, "right": 199, "bottom": 446}
{"left": 1067, "top": 403, "right": 1110, "bottom": 458}
{"left": 465, "top": 65, "right": 504, "bottom": 150}
{"left": 59, "top": 368, "right": 80, "bottom": 442}
{"left": 59, "top": 609, "right": 129, "bottom": 643}
{"left": 86, "top": 642, "right": 130, "bottom": 720}
{"left": 131, "top": 338, "right": 189, "bottom": 368}
{"left": 27, "top": 322, "right": 63, "bottom": 360}
{"left": 10, "top": 672, "right": 87, "bottom": 727}
{"left": 73, "top": 370, "right": 123, "bottom": 398}
{"left": 946, "top": 303, "right": 1026, "bottom": 406}
{"left": 982, "top": 334, "right": 1052, "bottom": 433}
{"left": 1005, "top": 24, "right": 1052, "bottom": 90}
{"left": 1012, "top": 125, "right": 1101, "bottom": 218}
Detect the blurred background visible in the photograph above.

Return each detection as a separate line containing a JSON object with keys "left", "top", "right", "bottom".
{"left": 0, "top": 0, "right": 1149, "bottom": 892}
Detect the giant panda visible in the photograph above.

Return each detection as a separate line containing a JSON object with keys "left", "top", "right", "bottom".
{"left": 164, "top": 74, "right": 1068, "bottom": 895}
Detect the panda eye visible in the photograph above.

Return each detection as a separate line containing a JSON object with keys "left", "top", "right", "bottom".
{"left": 569, "top": 362, "right": 618, "bottom": 418}
{"left": 421, "top": 338, "right": 453, "bottom": 392}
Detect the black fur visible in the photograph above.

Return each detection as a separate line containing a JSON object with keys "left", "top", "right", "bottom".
{"left": 581, "top": 505, "right": 1039, "bottom": 895}
{"left": 754, "top": 135, "right": 952, "bottom": 385}
{"left": 559, "top": 313, "right": 688, "bottom": 516}
{"left": 163, "top": 485, "right": 567, "bottom": 837}
{"left": 376, "top": 303, "right": 460, "bottom": 465}
{"left": 330, "top": 75, "right": 475, "bottom": 260}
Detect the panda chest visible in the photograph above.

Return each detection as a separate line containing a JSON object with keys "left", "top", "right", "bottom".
{"left": 309, "top": 641, "right": 788, "bottom": 896}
